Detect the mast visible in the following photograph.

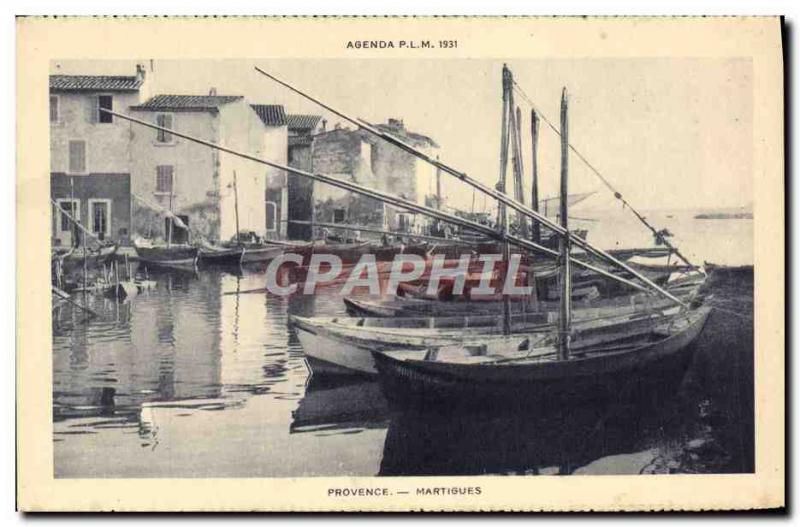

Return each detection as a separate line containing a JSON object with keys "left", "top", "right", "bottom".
{"left": 233, "top": 171, "right": 241, "bottom": 246}
{"left": 435, "top": 155, "right": 442, "bottom": 210}
{"left": 498, "top": 65, "right": 513, "bottom": 336}
{"left": 530, "top": 109, "right": 541, "bottom": 245}
{"left": 510, "top": 105, "right": 527, "bottom": 238}
{"left": 558, "top": 88, "right": 571, "bottom": 361}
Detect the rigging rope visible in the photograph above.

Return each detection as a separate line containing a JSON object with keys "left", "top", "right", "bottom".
{"left": 511, "top": 81, "right": 695, "bottom": 268}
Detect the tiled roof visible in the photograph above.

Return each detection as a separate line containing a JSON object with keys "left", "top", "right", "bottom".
{"left": 50, "top": 75, "right": 144, "bottom": 92}
{"left": 288, "top": 135, "right": 313, "bottom": 147}
{"left": 287, "top": 114, "right": 322, "bottom": 131}
{"left": 375, "top": 123, "right": 438, "bottom": 148}
{"left": 251, "top": 104, "right": 287, "bottom": 127}
{"left": 131, "top": 94, "right": 243, "bottom": 111}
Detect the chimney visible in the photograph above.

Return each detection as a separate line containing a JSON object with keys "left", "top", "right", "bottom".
{"left": 321, "top": 119, "right": 327, "bottom": 132}
{"left": 209, "top": 87, "right": 217, "bottom": 96}
{"left": 387, "top": 118, "right": 404, "bottom": 130}
{"left": 334, "top": 122, "right": 341, "bottom": 130}
{"left": 135, "top": 63, "right": 146, "bottom": 83}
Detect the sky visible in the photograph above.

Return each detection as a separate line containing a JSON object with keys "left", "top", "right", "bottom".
{"left": 53, "top": 58, "right": 754, "bottom": 213}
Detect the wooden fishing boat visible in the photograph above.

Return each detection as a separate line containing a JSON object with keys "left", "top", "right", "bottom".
{"left": 240, "top": 244, "right": 286, "bottom": 264}
{"left": 199, "top": 245, "right": 246, "bottom": 266}
{"left": 292, "top": 304, "right": 686, "bottom": 376}
{"left": 370, "top": 304, "right": 712, "bottom": 410}
{"left": 200, "top": 244, "right": 286, "bottom": 265}
{"left": 134, "top": 243, "right": 199, "bottom": 270}
{"left": 343, "top": 276, "right": 703, "bottom": 318}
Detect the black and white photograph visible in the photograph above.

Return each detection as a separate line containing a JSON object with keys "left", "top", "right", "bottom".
{"left": 15, "top": 16, "right": 784, "bottom": 512}
{"left": 49, "top": 55, "right": 755, "bottom": 478}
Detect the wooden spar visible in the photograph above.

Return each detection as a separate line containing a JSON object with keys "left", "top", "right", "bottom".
{"left": 52, "top": 286, "right": 98, "bottom": 318}
{"left": 530, "top": 109, "right": 541, "bottom": 245}
{"left": 287, "top": 220, "right": 478, "bottom": 245}
{"left": 103, "top": 108, "right": 662, "bottom": 297}
{"left": 558, "top": 87, "right": 572, "bottom": 361}
{"left": 233, "top": 171, "right": 241, "bottom": 246}
{"left": 252, "top": 66, "right": 688, "bottom": 307}
{"left": 498, "top": 65, "right": 513, "bottom": 336}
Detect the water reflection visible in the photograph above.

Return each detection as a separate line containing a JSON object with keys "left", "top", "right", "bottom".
{"left": 53, "top": 250, "right": 754, "bottom": 477}
{"left": 379, "top": 392, "right": 693, "bottom": 476}
{"left": 291, "top": 374, "right": 390, "bottom": 434}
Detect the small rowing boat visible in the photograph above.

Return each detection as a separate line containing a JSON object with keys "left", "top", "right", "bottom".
{"left": 134, "top": 242, "right": 199, "bottom": 270}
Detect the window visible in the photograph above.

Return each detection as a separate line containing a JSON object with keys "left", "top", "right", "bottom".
{"left": 68, "top": 140, "right": 87, "bottom": 174}
{"left": 57, "top": 200, "right": 79, "bottom": 232}
{"left": 265, "top": 202, "right": 278, "bottom": 232}
{"left": 49, "top": 95, "right": 59, "bottom": 124}
{"left": 333, "top": 208, "right": 346, "bottom": 224}
{"left": 397, "top": 213, "right": 410, "bottom": 232}
{"left": 156, "top": 165, "right": 174, "bottom": 194}
{"left": 156, "top": 113, "right": 174, "bottom": 143}
{"left": 98, "top": 95, "right": 113, "bottom": 123}
{"left": 89, "top": 199, "right": 111, "bottom": 240}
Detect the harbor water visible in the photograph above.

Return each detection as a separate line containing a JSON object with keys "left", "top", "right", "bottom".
{"left": 53, "top": 209, "right": 754, "bottom": 477}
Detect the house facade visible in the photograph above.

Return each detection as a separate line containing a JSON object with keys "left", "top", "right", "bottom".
{"left": 49, "top": 67, "right": 147, "bottom": 246}
{"left": 128, "top": 94, "right": 289, "bottom": 243}
{"left": 251, "top": 104, "right": 290, "bottom": 240}
{"left": 310, "top": 118, "right": 438, "bottom": 238}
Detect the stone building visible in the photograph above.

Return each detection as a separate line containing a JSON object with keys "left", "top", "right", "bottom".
{"left": 49, "top": 67, "right": 148, "bottom": 246}
{"left": 128, "top": 94, "right": 289, "bottom": 243}
{"left": 286, "top": 114, "right": 324, "bottom": 240}
{"left": 311, "top": 118, "right": 438, "bottom": 238}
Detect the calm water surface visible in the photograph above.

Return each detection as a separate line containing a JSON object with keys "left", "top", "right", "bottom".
{"left": 53, "top": 210, "right": 754, "bottom": 477}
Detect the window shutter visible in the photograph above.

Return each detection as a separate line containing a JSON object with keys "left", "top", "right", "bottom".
{"left": 164, "top": 114, "right": 173, "bottom": 142}
{"left": 69, "top": 141, "right": 86, "bottom": 173}
{"left": 89, "top": 96, "right": 99, "bottom": 124}
{"left": 49, "top": 96, "right": 58, "bottom": 123}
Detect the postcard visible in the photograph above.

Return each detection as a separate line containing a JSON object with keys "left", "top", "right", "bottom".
{"left": 16, "top": 16, "right": 784, "bottom": 511}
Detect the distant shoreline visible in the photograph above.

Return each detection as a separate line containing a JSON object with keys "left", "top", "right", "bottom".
{"left": 694, "top": 212, "right": 754, "bottom": 220}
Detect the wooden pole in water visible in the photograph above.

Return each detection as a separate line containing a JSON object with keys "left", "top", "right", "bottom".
{"left": 233, "top": 171, "right": 241, "bottom": 246}
{"left": 558, "top": 88, "right": 572, "bottom": 361}
{"left": 167, "top": 187, "right": 174, "bottom": 248}
{"left": 530, "top": 109, "right": 541, "bottom": 245}
{"left": 498, "top": 65, "right": 513, "bottom": 336}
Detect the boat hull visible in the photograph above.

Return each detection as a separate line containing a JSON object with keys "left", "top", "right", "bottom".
{"left": 135, "top": 245, "right": 199, "bottom": 270}
{"left": 294, "top": 323, "right": 378, "bottom": 375}
{"left": 371, "top": 306, "right": 712, "bottom": 412}
{"left": 291, "top": 306, "right": 687, "bottom": 377}
{"left": 199, "top": 247, "right": 245, "bottom": 266}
